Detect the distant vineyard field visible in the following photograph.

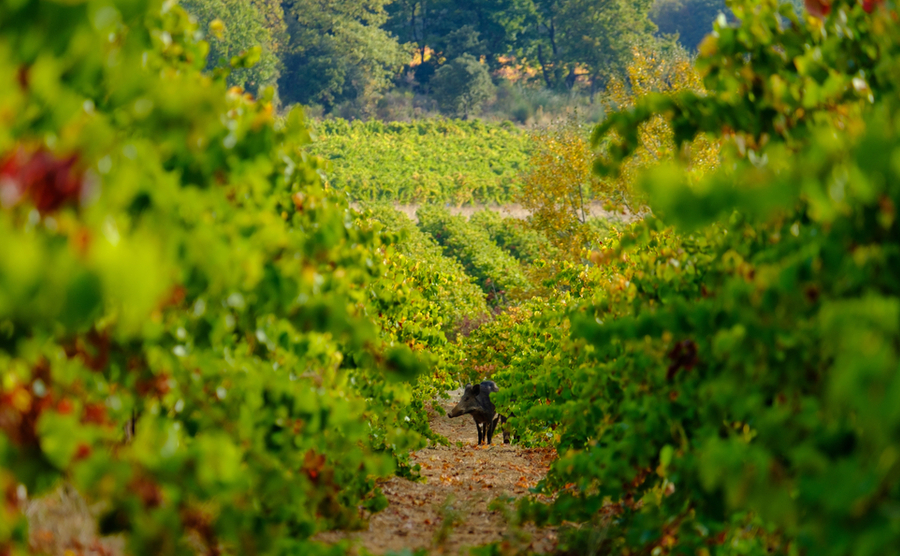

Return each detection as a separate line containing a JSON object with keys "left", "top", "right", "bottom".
{"left": 309, "top": 118, "right": 532, "bottom": 205}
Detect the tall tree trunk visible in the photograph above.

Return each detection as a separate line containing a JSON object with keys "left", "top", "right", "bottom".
{"left": 410, "top": 2, "right": 420, "bottom": 61}
{"left": 420, "top": 0, "right": 428, "bottom": 64}
{"left": 537, "top": 44, "right": 553, "bottom": 88}
{"left": 565, "top": 67, "right": 577, "bottom": 90}
{"left": 549, "top": 18, "right": 558, "bottom": 57}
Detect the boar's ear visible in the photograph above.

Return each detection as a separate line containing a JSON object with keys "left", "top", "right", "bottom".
{"left": 464, "top": 383, "right": 472, "bottom": 390}
{"left": 471, "top": 383, "right": 481, "bottom": 395}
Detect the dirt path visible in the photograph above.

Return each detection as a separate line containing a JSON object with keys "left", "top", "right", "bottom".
{"left": 24, "top": 394, "right": 558, "bottom": 556}
{"left": 316, "top": 393, "right": 558, "bottom": 555}
{"left": 350, "top": 201, "right": 640, "bottom": 224}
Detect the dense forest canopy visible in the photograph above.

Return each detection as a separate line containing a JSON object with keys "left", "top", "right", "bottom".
{"left": 178, "top": 0, "right": 745, "bottom": 118}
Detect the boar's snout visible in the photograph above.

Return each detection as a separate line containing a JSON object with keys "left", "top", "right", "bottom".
{"left": 449, "top": 382, "right": 484, "bottom": 419}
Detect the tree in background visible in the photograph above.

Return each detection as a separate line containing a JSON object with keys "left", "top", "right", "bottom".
{"left": 386, "top": 0, "right": 534, "bottom": 74}
{"left": 517, "top": 113, "right": 599, "bottom": 261}
{"left": 650, "top": 0, "right": 808, "bottom": 52}
{"left": 433, "top": 25, "right": 488, "bottom": 66}
{"left": 184, "top": 0, "right": 671, "bottom": 115}
{"left": 519, "top": 44, "right": 719, "bottom": 260}
{"left": 527, "top": 0, "right": 658, "bottom": 95}
{"left": 599, "top": 44, "right": 720, "bottom": 203}
{"left": 650, "top": 0, "right": 729, "bottom": 51}
{"left": 389, "top": 0, "right": 659, "bottom": 96}
{"left": 557, "top": 0, "right": 657, "bottom": 97}
{"left": 182, "top": 0, "right": 282, "bottom": 93}
{"left": 408, "top": 24, "right": 490, "bottom": 91}
{"left": 252, "top": 0, "right": 290, "bottom": 52}
{"left": 529, "top": 0, "right": 564, "bottom": 89}
{"left": 278, "top": 0, "right": 409, "bottom": 112}
{"left": 430, "top": 54, "right": 496, "bottom": 118}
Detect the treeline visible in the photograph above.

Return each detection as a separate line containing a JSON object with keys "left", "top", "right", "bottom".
{"left": 180, "top": 0, "right": 737, "bottom": 120}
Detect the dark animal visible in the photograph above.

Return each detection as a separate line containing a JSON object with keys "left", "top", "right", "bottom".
{"left": 448, "top": 381, "right": 509, "bottom": 445}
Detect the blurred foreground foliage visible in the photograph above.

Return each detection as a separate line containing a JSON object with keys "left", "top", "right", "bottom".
{"left": 0, "top": 0, "right": 480, "bottom": 554}
{"left": 461, "top": 1, "right": 900, "bottom": 554}
{"left": 5, "top": 0, "right": 900, "bottom": 555}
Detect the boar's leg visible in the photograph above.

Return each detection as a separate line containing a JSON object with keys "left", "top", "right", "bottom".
{"left": 500, "top": 414, "right": 510, "bottom": 444}
{"left": 487, "top": 415, "right": 500, "bottom": 444}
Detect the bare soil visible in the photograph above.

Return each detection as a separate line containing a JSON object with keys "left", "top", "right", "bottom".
{"left": 24, "top": 484, "right": 125, "bottom": 556}
{"left": 315, "top": 392, "right": 558, "bottom": 555}
{"left": 23, "top": 393, "right": 558, "bottom": 556}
